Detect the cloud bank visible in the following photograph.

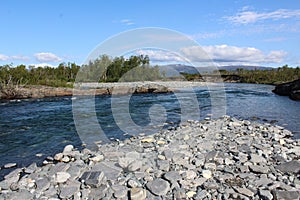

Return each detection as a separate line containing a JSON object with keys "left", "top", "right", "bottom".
{"left": 134, "top": 45, "right": 287, "bottom": 65}
{"left": 181, "top": 45, "right": 286, "bottom": 64}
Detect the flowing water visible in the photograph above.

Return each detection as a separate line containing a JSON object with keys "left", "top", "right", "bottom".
{"left": 0, "top": 83, "right": 299, "bottom": 179}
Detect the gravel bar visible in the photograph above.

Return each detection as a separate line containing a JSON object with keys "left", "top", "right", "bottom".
{"left": 0, "top": 116, "right": 299, "bottom": 199}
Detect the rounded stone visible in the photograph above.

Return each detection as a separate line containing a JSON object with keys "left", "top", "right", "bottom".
{"left": 128, "top": 179, "right": 141, "bottom": 188}
{"left": 202, "top": 170, "right": 212, "bottom": 179}
{"left": 54, "top": 153, "right": 64, "bottom": 161}
{"left": 61, "top": 156, "right": 70, "bottom": 163}
{"left": 130, "top": 188, "right": 147, "bottom": 200}
{"left": 186, "top": 191, "right": 196, "bottom": 198}
{"left": 55, "top": 172, "right": 71, "bottom": 183}
{"left": 146, "top": 178, "right": 170, "bottom": 196}
{"left": 63, "top": 145, "right": 74, "bottom": 153}
{"left": 89, "top": 154, "right": 104, "bottom": 162}
{"left": 4, "top": 163, "right": 17, "bottom": 168}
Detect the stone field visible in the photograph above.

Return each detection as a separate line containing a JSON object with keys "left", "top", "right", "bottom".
{"left": 0, "top": 116, "right": 299, "bottom": 199}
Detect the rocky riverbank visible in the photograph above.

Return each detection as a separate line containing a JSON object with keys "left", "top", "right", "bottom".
{"left": 0, "top": 81, "right": 210, "bottom": 100}
{"left": 0, "top": 116, "right": 299, "bottom": 199}
{"left": 273, "top": 78, "right": 300, "bottom": 101}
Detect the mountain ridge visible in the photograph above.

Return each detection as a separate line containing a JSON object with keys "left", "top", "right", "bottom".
{"left": 159, "top": 64, "right": 274, "bottom": 75}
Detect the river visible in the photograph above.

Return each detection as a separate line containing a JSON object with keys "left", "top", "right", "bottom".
{"left": 0, "top": 83, "right": 299, "bottom": 179}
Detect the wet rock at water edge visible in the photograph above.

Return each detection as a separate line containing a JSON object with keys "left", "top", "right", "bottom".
{"left": 4, "top": 163, "right": 17, "bottom": 169}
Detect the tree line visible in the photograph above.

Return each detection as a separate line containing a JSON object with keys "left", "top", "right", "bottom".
{"left": 1, "top": 56, "right": 300, "bottom": 89}
{"left": 180, "top": 65, "right": 300, "bottom": 85}
{"left": 0, "top": 55, "right": 162, "bottom": 88}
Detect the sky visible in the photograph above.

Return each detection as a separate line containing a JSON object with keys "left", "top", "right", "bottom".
{"left": 1, "top": 0, "right": 300, "bottom": 68}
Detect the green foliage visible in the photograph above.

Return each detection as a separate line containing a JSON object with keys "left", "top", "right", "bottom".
{"left": 181, "top": 65, "right": 300, "bottom": 85}
{"left": 0, "top": 55, "right": 162, "bottom": 90}
{"left": 0, "top": 62, "right": 80, "bottom": 88}
{"left": 180, "top": 72, "right": 203, "bottom": 81}
{"left": 80, "top": 54, "right": 160, "bottom": 82}
{"left": 220, "top": 65, "right": 300, "bottom": 84}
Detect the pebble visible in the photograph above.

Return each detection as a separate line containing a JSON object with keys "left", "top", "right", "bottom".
{"left": 157, "top": 140, "right": 166, "bottom": 145}
{"left": 202, "top": 170, "right": 212, "bottom": 179}
{"left": 184, "top": 170, "right": 197, "bottom": 180}
{"left": 112, "top": 185, "right": 128, "bottom": 198}
{"left": 128, "top": 179, "right": 141, "bottom": 188}
{"left": 164, "top": 171, "right": 181, "bottom": 182}
{"left": 54, "top": 153, "right": 63, "bottom": 161}
{"left": 146, "top": 178, "right": 170, "bottom": 196}
{"left": 272, "top": 190, "right": 300, "bottom": 200}
{"left": 80, "top": 171, "right": 105, "bottom": 188}
{"left": 63, "top": 145, "right": 74, "bottom": 153}
{"left": 141, "top": 137, "right": 155, "bottom": 143}
{"left": 259, "top": 190, "right": 273, "bottom": 200}
{"left": 250, "top": 154, "right": 266, "bottom": 163}
{"left": 4, "top": 163, "right": 17, "bottom": 169}
{"left": 249, "top": 165, "right": 269, "bottom": 174}
{"left": 55, "top": 172, "right": 71, "bottom": 183}
{"left": 186, "top": 191, "right": 196, "bottom": 198}
{"left": 235, "top": 187, "right": 254, "bottom": 197}
{"left": 0, "top": 117, "right": 299, "bottom": 200}
{"left": 89, "top": 154, "right": 104, "bottom": 162}
{"left": 130, "top": 188, "right": 147, "bottom": 200}
{"left": 61, "top": 156, "right": 70, "bottom": 163}
{"left": 59, "top": 184, "right": 79, "bottom": 199}
{"left": 157, "top": 154, "right": 166, "bottom": 160}
{"left": 127, "top": 160, "right": 143, "bottom": 171}
{"left": 224, "top": 158, "right": 234, "bottom": 165}
{"left": 275, "top": 160, "right": 300, "bottom": 174}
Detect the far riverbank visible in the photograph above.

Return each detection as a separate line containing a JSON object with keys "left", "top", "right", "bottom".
{"left": 0, "top": 81, "right": 212, "bottom": 100}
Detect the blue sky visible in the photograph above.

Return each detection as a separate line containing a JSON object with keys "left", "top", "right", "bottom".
{"left": 1, "top": 0, "right": 300, "bottom": 67}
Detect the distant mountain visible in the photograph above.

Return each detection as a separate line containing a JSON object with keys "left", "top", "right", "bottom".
{"left": 159, "top": 64, "right": 274, "bottom": 75}
{"left": 158, "top": 64, "right": 199, "bottom": 76}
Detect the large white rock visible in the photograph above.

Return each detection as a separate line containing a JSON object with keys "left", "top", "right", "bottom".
{"left": 55, "top": 172, "right": 71, "bottom": 183}
{"left": 63, "top": 145, "right": 74, "bottom": 154}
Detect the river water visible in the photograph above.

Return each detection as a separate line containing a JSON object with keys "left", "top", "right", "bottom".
{"left": 0, "top": 83, "right": 299, "bottom": 178}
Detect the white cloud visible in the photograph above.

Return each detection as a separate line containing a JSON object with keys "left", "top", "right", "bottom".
{"left": 0, "top": 54, "right": 30, "bottom": 61}
{"left": 135, "top": 49, "right": 186, "bottom": 63}
{"left": 10, "top": 55, "right": 30, "bottom": 61}
{"left": 180, "top": 45, "right": 287, "bottom": 64}
{"left": 263, "top": 37, "right": 287, "bottom": 42}
{"left": 190, "top": 31, "right": 224, "bottom": 40}
{"left": 34, "top": 52, "right": 62, "bottom": 62}
{"left": 0, "top": 54, "right": 9, "bottom": 61}
{"left": 120, "top": 19, "right": 135, "bottom": 25}
{"left": 226, "top": 9, "right": 300, "bottom": 24}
